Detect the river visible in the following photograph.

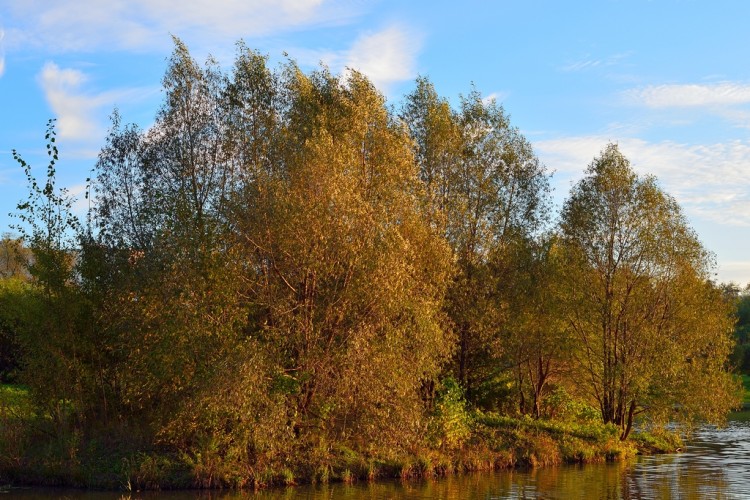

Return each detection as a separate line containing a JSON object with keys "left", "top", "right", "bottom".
{"left": 6, "top": 415, "right": 750, "bottom": 499}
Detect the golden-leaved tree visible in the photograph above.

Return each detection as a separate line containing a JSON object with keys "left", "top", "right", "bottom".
{"left": 559, "top": 144, "right": 739, "bottom": 439}
{"left": 230, "top": 66, "right": 454, "bottom": 455}
{"left": 401, "top": 78, "right": 551, "bottom": 405}
{"left": 88, "top": 41, "right": 454, "bottom": 481}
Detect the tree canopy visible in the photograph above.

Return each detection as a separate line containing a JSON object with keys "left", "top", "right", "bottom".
{"left": 1, "top": 40, "right": 740, "bottom": 488}
{"left": 559, "top": 144, "right": 739, "bottom": 439}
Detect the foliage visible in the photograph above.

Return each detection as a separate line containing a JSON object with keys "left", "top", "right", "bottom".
{"left": 77, "top": 40, "right": 455, "bottom": 480}
{"left": 498, "top": 234, "right": 574, "bottom": 418}
{"left": 0, "top": 279, "right": 32, "bottom": 383}
{"left": 8, "top": 121, "right": 112, "bottom": 431}
{"left": 559, "top": 143, "right": 740, "bottom": 439}
{"left": 0, "top": 41, "right": 739, "bottom": 490}
{"left": 401, "top": 78, "right": 552, "bottom": 403}
{"left": 726, "top": 286, "right": 750, "bottom": 373}
{"left": 428, "top": 377, "right": 472, "bottom": 450}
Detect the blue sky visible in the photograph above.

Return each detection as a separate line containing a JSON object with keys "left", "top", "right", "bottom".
{"left": 1, "top": 0, "right": 749, "bottom": 283}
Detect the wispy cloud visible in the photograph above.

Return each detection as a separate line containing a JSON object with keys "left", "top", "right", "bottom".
{"left": 0, "top": 27, "right": 5, "bottom": 77}
{"left": 482, "top": 92, "right": 510, "bottom": 105}
{"left": 5, "top": 0, "right": 359, "bottom": 54}
{"left": 561, "top": 52, "right": 631, "bottom": 72}
{"left": 717, "top": 261, "right": 750, "bottom": 286}
{"left": 535, "top": 135, "right": 750, "bottom": 227}
{"left": 562, "top": 59, "right": 602, "bottom": 72}
{"left": 38, "top": 62, "right": 153, "bottom": 144}
{"left": 626, "top": 82, "right": 750, "bottom": 108}
{"left": 38, "top": 63, "right": 99, "bottom": 140}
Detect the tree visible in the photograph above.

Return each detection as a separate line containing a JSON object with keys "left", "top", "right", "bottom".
{"left": 10, "top": 120, "right": 107, "bottom": 426}
{"left": 0, "top": 235, "right": 32, "bottom": 382}
{"left": 229, "top": 66, "right": 454, "bottom": 452}
{"left": 501, "top": 235, "right": 573, "bottom": 418}
{"left": 559, "top": 144, "right": 739, "bottom": 439}
{"left": 0, "top": 235, "right": 31, "bottom": 280}
{"left": 91, "top": 40, "right": 250, "bottom": 434}
{"left": 401, "top": 80, "right": 551, "bottom": 403}
{"left": 723, "top": 284, "right": 750, "bottom": 373}
{"left": 85, "top": 42, "right": 456, "bottom": 475}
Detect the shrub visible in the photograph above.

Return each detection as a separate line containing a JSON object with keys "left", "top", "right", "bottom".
{"left": 428, "top": 378, "right": 472, "bottom": 450}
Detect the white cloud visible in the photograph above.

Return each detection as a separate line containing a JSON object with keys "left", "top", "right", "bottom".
{"left": 342, "top": 25, "right": 421, "bottom": 90}
{"left": 38, "top": 62, "right": 152, "bottom": 143}
{"left": 5, "top": 0, "right": 358, "bottom": 54}
{"left": 0, "top": 27, "right": 5, "bottom": 77}
{"left": 535, "top": 135, "right": 750, "bottom": 227}
{"left": 295, "top": 25, "right": 421, "bottom": 92}
{"left": 39, "top": 63, "right": 99, "bottom": 140}
{"left": 562, "top": 59, "right": 602, "bottom": 72}
{"left": 482, "top": 92, "right": 510, "bottom": 105}
{"left": 626, "top": 82, "right": 750, "bottom": 108}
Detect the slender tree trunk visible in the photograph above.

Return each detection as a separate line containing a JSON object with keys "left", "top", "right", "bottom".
{"left": 458, "top": 325, "right": 468, "bottom": 391}
{"left": 620, "top": 400, "right": 637, "bottom": 440}
{"left": 532, "top": 356, "right": 547, "bottom": 419}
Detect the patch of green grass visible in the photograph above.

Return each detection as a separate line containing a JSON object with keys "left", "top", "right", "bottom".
{"left": 728, "top": 410, "right": 750, "bottom": 422}
{"left": 741, "top": 375, "right": 750, "bottom": 405}
{"left": 630, "top": 431, "right": 682, "bottom": 454}
{"left": 471, "top": 412, "right": 636, "bottom": 466}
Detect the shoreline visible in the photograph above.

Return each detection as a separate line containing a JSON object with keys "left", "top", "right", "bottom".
{"left": 0, "top": 412, "right": 681, "bottom": 492}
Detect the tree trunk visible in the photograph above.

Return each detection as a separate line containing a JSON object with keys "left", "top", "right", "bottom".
{"left": 620, "top": 400, "right": 636, "bottom": 441}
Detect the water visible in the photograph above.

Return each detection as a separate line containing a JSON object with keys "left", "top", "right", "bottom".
{"left": 5, "top": 418, "right": 750, "bottom": 499}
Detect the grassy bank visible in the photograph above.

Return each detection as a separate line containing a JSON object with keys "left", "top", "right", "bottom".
{"left": 742, "top": 375, "right": 750, "bottom": 406}
{"left": 0, "top": 384, "right": 682, "bottom": 491}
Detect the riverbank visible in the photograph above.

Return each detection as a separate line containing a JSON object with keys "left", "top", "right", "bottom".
{"left": 0, "top": 384, "right": 682, "bottom": 491}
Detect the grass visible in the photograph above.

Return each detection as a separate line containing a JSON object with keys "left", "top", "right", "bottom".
{"left": 0, "top": 386, "right": 681, "bottom": 491}
{"left": 0, "top": 384, "right": 33, "bottom": 487}
{"left": 728, "top": 410, "right": 750, "bottom": 422}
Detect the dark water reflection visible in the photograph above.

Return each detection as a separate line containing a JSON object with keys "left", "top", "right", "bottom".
{"left": 6, "top": 418, "right": 750, "bottom": 499}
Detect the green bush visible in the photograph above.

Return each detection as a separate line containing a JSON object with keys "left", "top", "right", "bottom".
{"left": 428, "top": 377, "right": 472, "bottom": 450}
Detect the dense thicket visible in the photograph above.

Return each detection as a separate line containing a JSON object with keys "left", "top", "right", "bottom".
{"left": 401, "top": 79, "right": 551, "bottom": 407}
{"left": 0, "top": 40, "right": 740, "bottom": 488}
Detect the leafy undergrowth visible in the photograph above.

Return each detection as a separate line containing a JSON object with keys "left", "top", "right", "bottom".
{"left": 630, "top": 430, "right": 683, "bottom": 454}
{"left": 0, "top": 396, "right": 683, "bottom": 491}
{"left": 468, "top": 412, "right": 637, "bottom": 467}
{"left": 0, "top": 385, "right": 32, "bottom": 415}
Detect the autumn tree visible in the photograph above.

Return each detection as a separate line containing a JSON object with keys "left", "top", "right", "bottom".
{"left": 723, "top": 284, "right": 750, "bottom": 373}
{"left": 91, "top": 40, "right": 250, "bottom": 437}
{"left": 85, "top": 42, "right": 455, "bottom": 477}
{"left": 227, "top": 66, "right": 454, "bottom": 454}
{"left": 401, "top": 79, "right": 551, "bottom": 403}
{"left": 0, "top": 235, "right": 32, "bottom": 381}
{"left": 501, "top": 235, "right": 573, "bottom": 418}
{"left": 0, "top": 235, "right": 31, "bottom": 280}
{"left": 559, "top": 143, "right": 739, "bottom": 439}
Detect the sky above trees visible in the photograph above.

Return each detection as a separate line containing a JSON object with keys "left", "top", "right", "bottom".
{"left": 1, "top": 0, "right": 749, "bottom": 283}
